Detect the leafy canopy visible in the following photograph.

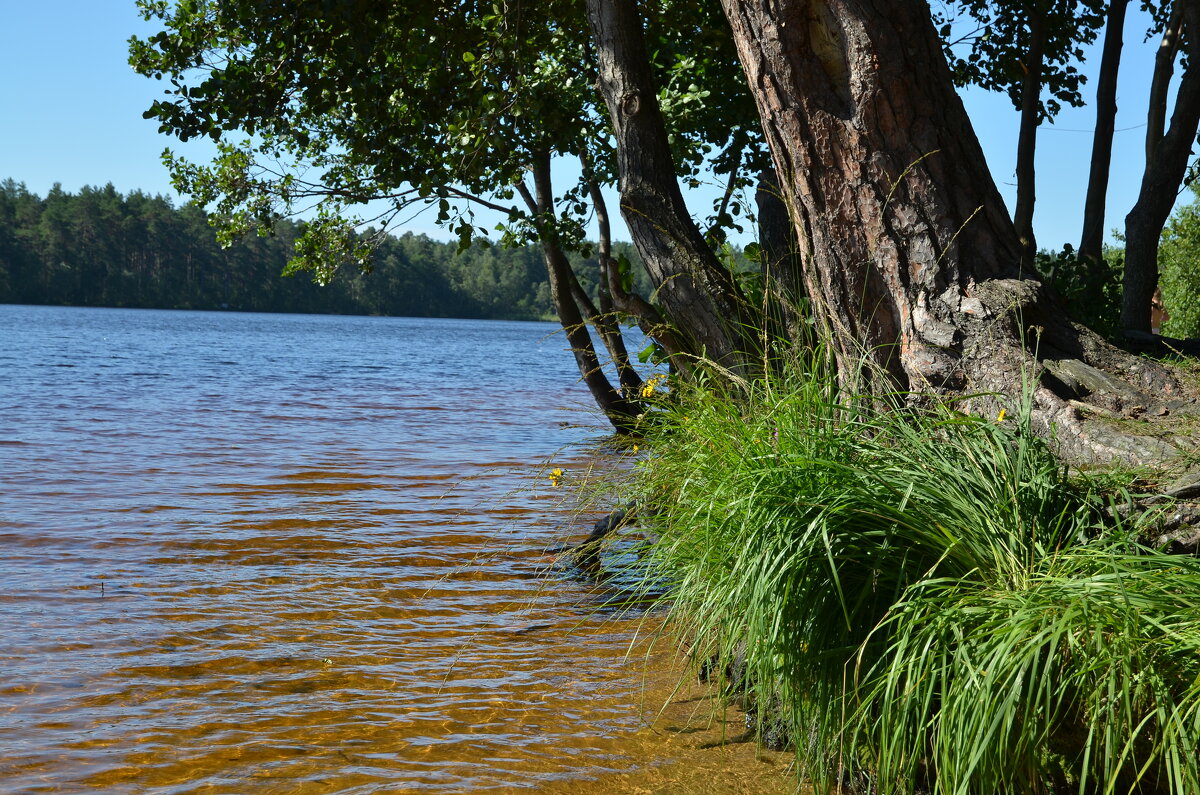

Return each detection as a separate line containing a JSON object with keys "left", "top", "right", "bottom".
{"left": 129, "top": 0, "right": 761, "bottom": 281}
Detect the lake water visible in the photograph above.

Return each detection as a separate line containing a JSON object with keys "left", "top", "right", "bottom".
{"left": 0, "top": 305, "right": 791, "bottom": 793}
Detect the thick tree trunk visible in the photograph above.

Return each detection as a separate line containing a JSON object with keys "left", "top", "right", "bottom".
{"left": 1013, "top": 6, "right": 1047, "bottom": 271}
{"left": 585, "top": 0, "right": 758, "bottom": 374}
{"left": 718, "top": 0, "right": 1196, "bottom": 466}
{"left": 1121, "top": 2, "right": 1200, "bottom": 334}
{"left": 523, "top": 153, "right": 641, "bottom": 430}
{"left": 720, "top": 0, "right": 1021, "bottom": 390}
{"left": 1078, "top": 0, "right": 1128, "bottom": 271}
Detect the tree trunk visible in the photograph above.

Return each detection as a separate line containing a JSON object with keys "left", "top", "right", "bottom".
{"left": 1078, "top": 0, "right": 1128, "bottom": 271}
{"left": 583, "top": 172, "right": 691, "bottom": 365}
{"left": 564, "top": 256, "right": 644, "bottom": 397}
{"left": 585, "top": 0, "right": 758, "bottom": 374}
{"left": 1146, "top": 3, "right": 1185, "bottom": 166}
{"left": 718, "top": 0, "right": 1195, "bottom": 465}
{"left": 1121, "top": 2, "right": 1200, "bottom": 334}
{"left": 1013, "top": 6, "right": 1047, "bottom": 271}
{"left": 720, "top": 0, "right": 1021, "bottom": 389}
{"left": 756, "top": 167, "right": 809, "bottom": 351}
{"left": 576, "top": 151, "right": 671, "bottom": 385}
{"left": 524, "top": 152, "right": 642, "bottom": 430}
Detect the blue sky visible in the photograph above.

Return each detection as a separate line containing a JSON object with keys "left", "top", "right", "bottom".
{"left": 0, "top": 2, "right": 1187, "bottom": 251}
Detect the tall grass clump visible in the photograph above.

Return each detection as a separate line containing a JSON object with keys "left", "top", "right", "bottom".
{"left": 628, "top": 358, "right": 1200, "bottom": 794}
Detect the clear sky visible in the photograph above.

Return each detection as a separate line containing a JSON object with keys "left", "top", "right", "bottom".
{"left": 0, "top": 2, "right": 1188, "bottom": 251}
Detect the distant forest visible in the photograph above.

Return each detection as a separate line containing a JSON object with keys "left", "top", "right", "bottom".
{"left": 0, "top": 180, "right": 648, "bottom": 320}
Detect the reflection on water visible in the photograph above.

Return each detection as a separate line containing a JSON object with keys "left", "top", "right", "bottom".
{"left": 0, "top": 306, "right": 792, "bottom": 793}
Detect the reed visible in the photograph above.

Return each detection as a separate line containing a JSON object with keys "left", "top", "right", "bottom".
{"left": 625, "top": 354, "right": 1200, "bottom": 793}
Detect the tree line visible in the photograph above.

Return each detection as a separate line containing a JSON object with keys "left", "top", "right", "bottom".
{"left": 0, "top": 179, "right": 650, "bottom": 320}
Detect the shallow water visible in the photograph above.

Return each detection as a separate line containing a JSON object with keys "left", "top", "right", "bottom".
{"left": 0, "top": 305, "right": 793, "bottom": 793}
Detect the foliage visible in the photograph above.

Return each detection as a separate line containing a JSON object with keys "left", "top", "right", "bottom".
{"left": 934, "top": 0, "right": 1107, "bottom": 120}
{"left": 128, "top": 0, "right": 761, "bottom": 279}
{"left": 0, "top": 179, "right": 656, "bottom": 320}
{"left": 624, "top": 357, "right": 1200, "bottom": 793}
{"left": 1037, "top": 243, "right": 1123, "bottom": 341}
{"left": 1160, "top": 183, "right": 1200, "bottom": 338}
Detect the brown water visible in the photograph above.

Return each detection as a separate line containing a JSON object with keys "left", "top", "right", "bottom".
{"left": 0, "top": 306, "right": 794, "bottom": 793}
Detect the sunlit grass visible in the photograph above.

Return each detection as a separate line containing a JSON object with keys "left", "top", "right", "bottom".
{"left": 623, "top": 355, "right": 1200, "bottom": 793}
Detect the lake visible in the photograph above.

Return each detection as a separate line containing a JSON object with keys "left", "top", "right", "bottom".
{"left": 0, "top": 305, "right": 791, "bottom": 793}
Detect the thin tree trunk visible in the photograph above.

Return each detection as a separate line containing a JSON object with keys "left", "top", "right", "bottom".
{"left": 1122, "top": 2, "right": 1200, "bottom": 334}
{"left": 521, "top": 153, "right": 641, "bottom": 430}
{"left": 564, "top": 258, "right": 644, "bottom": 397}
{"left": 585, "top": 0, "right": 757, "bottom": 374}
{"left": 1078, "top": 0, "right": 1128, "bottom": 272}
{"left": 584, "top": 173, "right": 690, "bottom": 365}
{"left": 1014, "top": 6, "right": 1047, "bottom": 271}
{"left": 1146, "top": 3, "right": 1185, "bottom": 165}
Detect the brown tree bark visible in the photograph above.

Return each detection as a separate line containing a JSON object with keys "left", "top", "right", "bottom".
{"left": 585, "top": 0, "right": 758, "bottom": 374}
{"left": 720, "top": 0, "right": 1021, "bottom": 389}
{"left": 717, "top": 0, "right": 1195, "bottom": 465}
{"left": 1078, "top": 0, "right": 1128, "bottom": 271}
{"left": 1013, "top": 5, "right": 1047, "bottom": 271}
{"left": 1121, "top": 1, "right": 1200, "bottom": 334}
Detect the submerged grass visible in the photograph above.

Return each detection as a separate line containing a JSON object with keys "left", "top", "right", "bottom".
{"left": 623, "top": 357, "right": 1200, "bottom": 794}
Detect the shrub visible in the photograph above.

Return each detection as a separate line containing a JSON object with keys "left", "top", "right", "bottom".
{"left": 1160, "top": 184, "right": 1200, "bottom": 339}
{"left": 1037, "top": 244, "right": 1123, "bottom": 341}
{"left": 626, "top": 361, "right": 1200, "bottom": 793}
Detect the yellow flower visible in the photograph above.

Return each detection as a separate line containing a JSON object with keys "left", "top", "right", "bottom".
{"left": 631, "top": 444, "right": 640, "bottom": 454}
{"left": 997, "top": 408, "right": 1007, "bottom": 423}
{"left": 640, "top": 374, "right": 667, "bottom": 399}
{"left": 548, "top": 467, "right": 563, "bottom": 487}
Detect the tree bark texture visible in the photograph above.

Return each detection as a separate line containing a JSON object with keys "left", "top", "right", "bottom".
{"left": 1013, "top": 6, "right": 1046, "bottom": 271}
{"left": 719, "top": 0, "right": 1196, "bottom": 465}
{"left": 719, "top": 0, "right": 1022, "bottom": 390}
{"left": 585, "top": 0, "right": 758, "bottom": 373}
{"left": 1078, "top": 0, "right": 1128, "bottom": 270}
{"left": 1122, "top": 2, "right": 1200, "bottom": 334}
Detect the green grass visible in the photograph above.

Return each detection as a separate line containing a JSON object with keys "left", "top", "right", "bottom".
{"left": 622, "top": 357, "right": 1200, "bottom": 794}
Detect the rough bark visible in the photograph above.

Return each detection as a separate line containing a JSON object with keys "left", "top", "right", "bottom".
{"left": 718, "top": 0, "right": 1198, "bottom": 467}
{"left": 585, "top": 0, "right": 758, "bottom": 373}
{"left": 522, "top": 152, "right": 641, "bottom": 430}
{"left": 1013, "top": 6, "right": 1047, "bottom": 271}
{"left": 1122, "top": 2, "right": 1200, "bottom": 334}
{"left": 720, "top": 0, "right": 1021, "bottom": 389}
{"left": 1078, "top": 0, "right": 1128, "bottom": 271}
